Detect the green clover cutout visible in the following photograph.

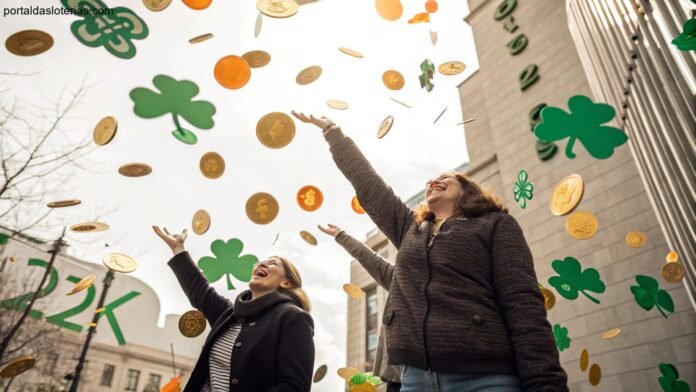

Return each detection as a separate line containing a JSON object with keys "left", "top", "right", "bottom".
{"left": 534, "top": 95, "right": 628, "bottom": 159}
{"left": 512, "top": 169, "right": 534, "bottom": 209}
{"left": 552, "top": 324, "right": 571, "bottom": 352}
{"left": 658, "top": 363, "right": 691, "bottom": 392}
{"left": 548, "top": 256, "right": 606, "bottom": 304}
{"left": 197, "top": 238, "right": 258, "bottom": 290}
{"left": 0, "top": 233, "right": 9, "bottom": 245}
{"left": 350, "top": 373, "right": 381, "bottom": 386}
{"left": 419, "top": 59, "right": 435, "bottom": 92}
{"left": 672, "top": 19, "right": 696, "bottom": 51}
{"left": 130, "top": 75, "right": 216, "bottom": 145}
{"left": 61, "top": 0, "right": 148, "bottom": 59}
{"left": 630, "top": 275, "right": 675, "bottom": 319}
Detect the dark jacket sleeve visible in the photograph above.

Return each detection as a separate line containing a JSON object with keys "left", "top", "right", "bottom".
{"left": 324, "top": 127, "right": 414, "bottom": 249}
{"left": 167, "top": 251, "right": 232, "bottom": 326}
{"left": 335, "top": 231, "right": 393, "bottom": 290}
{"left": 489, "top": 215, "right": 568, "bottom": 391}
{"left": 268, "top": 311, "right": 315, "bottom": 392}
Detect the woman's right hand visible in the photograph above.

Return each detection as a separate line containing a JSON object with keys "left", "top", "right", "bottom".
{"left": 152, "top": 226, "right": 187, "bottom": 255}
{"left": 318, "top": 224, "right": 342, "bottom": 238}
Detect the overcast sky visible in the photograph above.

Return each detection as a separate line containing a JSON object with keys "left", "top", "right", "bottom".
{"left": 1, "top": 0, "right": 476, "bottom": 390}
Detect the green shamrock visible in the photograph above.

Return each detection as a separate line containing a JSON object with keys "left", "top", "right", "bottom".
{"left": 350, "top": 372, "right": 381, "bottom": 386}
{"left": 534, "top": 95, "right": 628, "bottom": 159}
{"left": 130, "top": 75, "right": 216, "bottom": 145}
{"left": 198, "top": 238, "right": 258, "bottom": 290}
{"left": 658, "top": 363, "right": 691, "bottom": 392}
{"left": 62, "top": 0, "right": 148, "bottom": 59}
{"left": 552, "top": 324, "right": 571, "bottom": 352}
{"left": 0, "top": 233, "right": 9, "bottom": 245}
{"left": 512, "top": 169, "right": 534, "bottom": 209}
{"left": 419, "top": 59, "right": 435, "bottom": 92}
{"left": 548, "top": 256, "right": 605, "bottom": 304}
{"left": 630, "top": 275, "right": 675, "bottom": 319}
{"left": 672, "top": 19, "right": 696, "bottom": 51}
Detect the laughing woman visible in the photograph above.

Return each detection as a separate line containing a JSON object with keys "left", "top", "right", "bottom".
{"left": 153, "top": 226, "right": 315, "bottom": 392}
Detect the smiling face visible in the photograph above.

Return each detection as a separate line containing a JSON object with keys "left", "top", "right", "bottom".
{"left": 425, "top": 174, "right": 465, "bottom": 215}
{"left": 249, "top": 257, "right": 294, "bottom": 293}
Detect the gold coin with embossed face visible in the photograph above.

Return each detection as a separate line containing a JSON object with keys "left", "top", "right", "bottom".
{"left": 377, "top": 115, "right": 394, "bottom": 139}
{"left": 242, "top": 50, "right": 271, "bottom": 68}
{"left": 47, "top": 199, "right": 82, "bottom": 208}
{"left": 5, "top": 30, "right": 53, "bottom": 56}
{"left": 102, "top": 253, "right": 138, "bottom": 273}
{"left": 438, "top": 61, "right": 466, "bottom": 75}
{"left": 245, "top": 192, "right": 279, "bottom": 225}
{"left": 70, "top": 222, "right": 110, "bottom": 233}
{"left": 67, "top": 275, "right": 96, "bottom": 295}
{"left": 0, "top": 355, "right": 35, "bottom": 379}
{"left": 118, "top": 163, "right": 152, "bottom": 177}
{"left": 200, "top": 152, "right": 225, "bottom": 179}
{"left": 256, "top": 0, "right": 299, "bottom": 18}
{"left": 93, "top": 116, "right": 118, "bottom": 146}
{"left": 192, "top": 209, "right": 211, "bottom": 235}
{"left": 337, "top": 367, "right": 360, "bottom": 381}
{"left": 300, "top": 230, "right": 317, "bottom": 246}
{"left": 179, "top": 310, "right": 207, "bottom": 337}
{"left": 565, "top": 211, "right": 599, "bottom": 240}
{"left": 143, "top": 0, "right": 172, "bottom": 11}
{"left": 382, "top": 70, "right": 405, "bottom": 90}
{"left": 296, "top": 65, "right": 322, "bottom": 85}
{"left": 661, "top": 262, "right": 685, "bottom": 283}
{"left": 601, "top": 328, "right": 621, "bottom": 340}
{"left": 256, "top": 112, "right": 296, "bottom": 149}
{"left": 550, "top": 174, "right": 584, "bottom": 216}
{"left": 625, "top": 231, "right": 646, "bottom": 248}
{"left": 343, "top": 283, "right": 365, "bottom": 299}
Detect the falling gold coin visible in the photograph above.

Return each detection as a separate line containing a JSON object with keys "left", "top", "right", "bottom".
{"left": 179, "top": 310, "right": 207, "bottom": 337}
{"left": 200, "top": 152, "right": 225, "bottom": 179}
{"left": 343, "top": 283, "right": 365, "bottom": 299}
{"left": 242, "top": 50, "right": 271, "bottom": 68}
{"left": 95, "top": 307, "right": 105, "bottom": 313}
{"left": 0, "top": 355, "right": 35, "bottom": 379}
{"left": 438, "top": 61, "right": 466, "bottom": 75}
{"left": 93, "top": 116, "right": 118, "bottom": 146}
{"left": 377, "top": 115, "right": 394, "bottom": 139}
{"left": 297, "top": 185, "right": 323, "bottom": 211}
{"left": 300, "top": 230, "right": 317, "bottom": 246}
{"left": 351, "top": 196, "right": 365, "bottom": 214}
{"left": 588, "top": 363, "right": 601, "bottom": 386}
{"left": 118, "top": 163, "right": 152, "bottom": 177}
{"left": 382, "top": 70, "right": 405, "bottom": 90}
{"left": 390, "top": 97, "right": 411, "bottom": 108}
{"left": 192, "top": 209, "right": 211, "bottom": 235}
{"left": 102, "top": 253, "right": 138, "bottom": 273}
{"left": 666, "top": 251, "right": 679, "bottom": 263}
{"left": 256, "top": 0, "right": 299, "bottom": 18}
{"left": 5, "top": 30, "right": 53, "bottom": 56}
{"left": 88, "top": 322, "right": 97, "bottom": 328}
{"left": 245, "top": 192, "right": 280, "bottom": 225}
{"left": 255, "top": 12, "right": 263, "bottom": 37}
{"left": 67, "top": 275, "right": 96, "bottom": 295}
{"left": 580, "top": 349, "right": 589, "bottom": 371}
{"left": 550, "top": 174, "right": 584, "bottom": 216}
{"left": 602, "top": 328, "right": 621, "bottom": 340}
{"left": 540, "top": 287, "right": 555, "bottom": 310}
{"left": 337, "top": 367, "right": 360, "bottom": 381}
{"left": 327, "top": 99, "right": 349, "bottom": 110}
{"left": 661, "top": 262, "right": 685, "bottom": 283}
{"left": 70, "top": 222, "right": 109, "bottom": 233}
{"left": 625, "top": 231, "right": 646, "bottom": 248}
{"left": 296, "top": 65, "right": 322, "bottom": 85}
{"left": 338, "top": 47, "right": 364, "bottom": 58}
{"left": 143, "top": 0, "right": 172, "bottom": 11}
{"left": 256, "top": 112, "right": 296, "bottom": 149}
{"left": 189, "top": 33, "right": 214, "bottom": 44}
{"left": 565, "top": 211, "right": 599, "bottom": 240}
{"left": 313, "top": 364, "right": 328, "bottom": 383}
{"left": 47, "top": 199, "right": 81, "bottom": 208}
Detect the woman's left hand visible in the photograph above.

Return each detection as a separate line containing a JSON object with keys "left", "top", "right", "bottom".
{"left": 291, "top": 111, "right": 334, "bottom": 130}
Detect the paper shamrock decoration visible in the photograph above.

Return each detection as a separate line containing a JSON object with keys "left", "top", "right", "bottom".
{"left": 512, "top": 169, "right": 534, "bottom": 208}
{"left": 529, "top": 103, "right": 558, "bottom": 161}
{"left": 548, "top": 256, "right": 606, "bottom": 304}
{"left": 630, "top": 275, "right": 675, "bottom": 319}
{"left": 658, "top": 363, "right": 691, "bottom": 392}
{"left": 198, "top": 238, "right": 258, "bottom": 290}
{"left": 61, "top": 0, "right": 148, "bottom": 59}
{"left": 534, "top": 95, "right": 628, "bottom": 159}
{"left": 0, "top": 233, "right": 9, "bottom": 245}
{"left": 130, "top": 75, "right": 216, "bottom": 145}
{"left": 419, "top": 59, "right": 435, "bottom": 92}
{"left": 553, "top": 324, "right": 571, "bottom": 352}
{"left": 672, "top": 19, "right": 696, "bottom": 51}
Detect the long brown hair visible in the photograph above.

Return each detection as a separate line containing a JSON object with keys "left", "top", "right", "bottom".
{"left": 414, "top": 172, "right": 508, "bottom": 224}
{"left": 274, "top": 256, "right": 311, "bottom": 312}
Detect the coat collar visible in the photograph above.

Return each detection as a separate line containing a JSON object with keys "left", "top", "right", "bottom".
{"left": 233, "top": 290, "right": 294, "bottom": 319}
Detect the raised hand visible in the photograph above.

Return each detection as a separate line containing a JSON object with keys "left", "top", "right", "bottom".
{"left": 291, "top": 110, "right": 334, "bottom": 130}
{"left": 152, "top": 225, "right": 187, "bottom": 255}
{"left": 318, "top": 223, "right": 342, "bottom": 238}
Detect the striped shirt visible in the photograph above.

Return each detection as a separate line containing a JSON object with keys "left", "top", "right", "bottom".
{"left": 201, "top": 321, "right": 243, "bottom": 392}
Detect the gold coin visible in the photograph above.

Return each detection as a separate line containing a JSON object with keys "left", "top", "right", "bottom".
{"left": 47, "top": 199, "right": 81, "bottom": 208}
{"left": 93, "top": 116, "right": 118, "bottom": 146}
{"left": 343, "top": 283, "right": 365, "bottom": 299}
{"left": 192, "top": 209, "right": 211, "bottom": 235}
{"left": 337, "top": 367, "right": 360, "bottom": 381}
{"left": 95, "top": 307, "right": 105, "bottom": 313}
{"left": 579, "top": 349, "right": 589, "bottom": 371}
{"left": 0, "top": 355, "right": 35, "bottom": 379}
{"left": 338, "top": 47, "right": 364, "bottom": 58}
{"left": 297, "top": 185, "right": 323, "bottom": 211}
{"left": 5, "top": 30, "right": 53, "bottom": 56}
{"left": 118, "top": 163, "right": 152, "bottom": 177}
{"left": 70, "top": 221, "right": 109, "bottom": 233}
{"left": 390, "top": 97, "right": 411, "bottom": 108}
{"left": 189, "top": 33, "right": 214, "bottom": 44}
{"left": 102, "top": 253, "right": 138, "bottom": 273}
{"left": 565, "top": 211, "right": 599, "bottom": 240}
{"left": 540, "top": 287, "right": 555, "bottom": 310}
{"left": 200, "top": 152, "right": 225, "bottom": 179}
{"left": 256, "top": 112, "right": 296, "bottom": 149}
{"left": 88, "top": 322, "right": 97, "bottom": 328}
{"left": 377, "top": 115, "right": 394, "bottom": 139}
{"left": 666, "top": 251, "right": 679, "bottom": 263}
{"left": 601, "top": 328, "right": 621, "bottom": 340}
{"left": 242, "top": 50, "right": 271, "bottom": 68}
{"left": 313, "top": 364, "right": 328, "bottom": 383}
{"left": 382, "top": 70, "right": 405, "bottom": 90}
{"left": 625, "top": 231, "right": 646, "bottom": 248}
{"left": 438, "top": 61, "right": 466, "bottom": 75}
{"left": 255, "top": 12, "right": 263, "bottom": 37}
{"left": 245, "top": 192, "right": 280, "bottom": 224}
{"left": 143, "top": 0, "right": 172, "bottom": 11}
{"left": 327, "top": 99, "right": 349, "bottom": 110}
{"left": 661, "top": 262, "right": 685, "bottom": 283}
{"left": 67, "top": 275, "right": 96, "bottom": 295}
{"left": 352, "top": 383, "right": 377, "bottom": 392}
{"left": 300, "top": 230, "right": 317, "bottom": 246}
{"left": 588, "top": 363, "right": 601, "bottom": 386}
{"left": 550, "top": 174, "right": 584, "bottom": 216}
{"left": 256, "top": 0, "right": 299, "bottom": 18}
{"left": 178, "top": 310, "right": 207, "bottom": 337}
{"left": 296, "top": 65, "right": 322, "bottom": 85}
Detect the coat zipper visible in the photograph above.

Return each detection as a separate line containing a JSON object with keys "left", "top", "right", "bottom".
{"left": 422, "top": 228, "right": 438, "bottom": 370}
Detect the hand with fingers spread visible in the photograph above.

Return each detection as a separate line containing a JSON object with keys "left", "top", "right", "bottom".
{"left": 152, "top": 225, "right": 188, "bottom": 255}
{"left": 291, "top": 110, "right": 335, "bottom": 132}
{"left": 317, "top": 223, "right": 343, "bottom": 238}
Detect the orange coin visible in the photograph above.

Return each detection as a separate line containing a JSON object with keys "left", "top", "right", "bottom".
{"left": 214, "top": 55, "right": 251, "bottom": 89}
{"left": 297, "top": 185, "right": 323, "bottom": 212}
{"left": 182, "top": 0, "right": 212, "bottom": 9}
{"left": 425, "top": 0, "right": 438, "bottom": 13}
{"left": 382, "top": 70, "right": 405, "bottom": 90}
{"left": 375, "top": 0, "right": 403, "bottom": 21}
{"left": 408, "top": 12, "right": 430, "bottom": 23}
{"left": 351, "top": 196, "right": 365, "bottom": 214}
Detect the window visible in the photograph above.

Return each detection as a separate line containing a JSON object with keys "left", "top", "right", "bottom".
{"left": 124, "top": 369, "right": 140, "bottom": 391}
{"left": 147, "top": 373, "right": 161, "bottom": 389}
{"left": 365, "top": 287, "right": 379, "bottom": 368}
{"left": 100, "top": 364, "right": 115, "bottom": 386}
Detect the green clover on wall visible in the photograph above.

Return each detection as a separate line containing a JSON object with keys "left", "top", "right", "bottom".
{"left": 630, "top": 275, "right": 675, "bottom": 319}
{"left": 198, "top": 238, "right": 258, "bottom": 290}
{"left": 672, "top": 19, "right": 696, "bottom": 51}
{"left": 552, "top": 324, "right": 571, "bottom": 352}
{"left": 512, "top": 169, "right": 534, "bottom": 209}
{"left": 658, "top": 363, "right": 691, "bottom": 392}
{"left": 130, "top": 75, "right": 216, "bottom": 145}
{"left": 548, "top": 256, "right": 606, "bottom": 304}
{"left": 534, "top": 95, "right": 628, "bottom": 159}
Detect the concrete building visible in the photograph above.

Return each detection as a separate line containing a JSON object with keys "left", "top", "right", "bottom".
{"left": 346, "top": 0, "right": 695, "bottom": 391}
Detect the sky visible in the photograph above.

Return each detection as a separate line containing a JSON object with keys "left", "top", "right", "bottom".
{"left": 1, "top": 0, "right": 476, "bottom": 390}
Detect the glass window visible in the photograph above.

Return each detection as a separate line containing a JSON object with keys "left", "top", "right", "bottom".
{"left": 125, "top": 369, "right": 140, "bottom": 391}
{"left": 365, "top": 287, "right": 378, "bottom": 369}
{"left": 100, "top": 364, "right": 115, "bottom": 386}
{"left": 148, "top": 374, "right": 161, "bottom": 389}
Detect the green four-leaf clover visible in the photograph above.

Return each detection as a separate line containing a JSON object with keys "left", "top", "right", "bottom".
{"left": 512, "top": 169, "right": 534, "bottom": 209}
{"left": 552, "top": 324, "right": 571, "bottom": 352}
{"left": 548, "top": 256, "right": 605, "bottom": 304}
{"left": 658, "top": 363, "right": 691, "bottom": 392}
{"left": 630, "top": 275, "right": 675, "bottom": 319}
{"left": 198, "top": 238, "right": 258, "bottom": 290}
{"left": 672, "top": 19, "right": 696, "bottom": 51}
